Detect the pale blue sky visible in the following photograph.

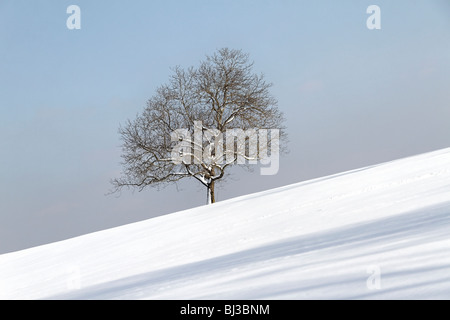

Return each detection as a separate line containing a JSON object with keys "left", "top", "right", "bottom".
{"left": 1, "top": 0, "right": 449, "bottom": 253}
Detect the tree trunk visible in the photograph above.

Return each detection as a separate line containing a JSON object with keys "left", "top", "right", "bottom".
{"left": 206, "top": 185, "right": 211, "bottom": 205}
{"left": 206, "top": 181, "right": 215, "bottom": 205}
{"left": 210, "top": 180, "right": 215, "bottom": 204}
{"left": 206, "top": 167, "right": 216, "bottom": 205}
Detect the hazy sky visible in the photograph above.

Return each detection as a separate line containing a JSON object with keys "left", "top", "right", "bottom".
{"left": 1, "top": 0, "right": 449, "bottom": 253}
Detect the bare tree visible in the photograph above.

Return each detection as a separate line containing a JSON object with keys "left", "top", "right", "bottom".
{"left": 111, "top": 48, "right": 286, "bottom": 204}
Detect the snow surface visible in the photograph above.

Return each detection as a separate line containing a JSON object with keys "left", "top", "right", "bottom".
{"left": 1, "top": 148, "right": 450, "bottom": 300}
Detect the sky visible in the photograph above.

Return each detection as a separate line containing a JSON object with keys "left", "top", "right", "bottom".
{"left": 0, "top": 0, "right": 449, "bottom": 254}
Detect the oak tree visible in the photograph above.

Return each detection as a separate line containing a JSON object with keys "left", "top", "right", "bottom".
{"left": 111, "top": 48, "right": 286, "bottom": 204}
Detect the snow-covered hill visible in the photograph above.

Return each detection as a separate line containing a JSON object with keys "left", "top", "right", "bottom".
{"left": 1, "top": 148, "right": 450, "bottom": 300}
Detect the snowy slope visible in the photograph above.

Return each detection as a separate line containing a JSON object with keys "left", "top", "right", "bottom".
{"left": 1, "top": 148, "right": 450, "bottom": 300}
